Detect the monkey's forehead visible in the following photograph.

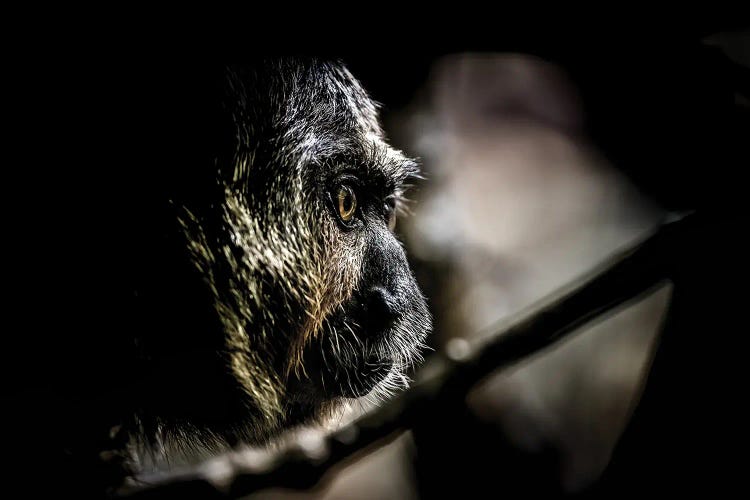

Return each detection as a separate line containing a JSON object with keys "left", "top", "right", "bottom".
{"left": 225, "top": 59, "right": 420, "bottom": 188}
{"left": 225, "top": 59, "right": 382, "bottom": 137}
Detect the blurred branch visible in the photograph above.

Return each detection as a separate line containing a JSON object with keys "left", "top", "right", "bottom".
{"left": 122, "top": 212, "right": 701, "bottom": 499}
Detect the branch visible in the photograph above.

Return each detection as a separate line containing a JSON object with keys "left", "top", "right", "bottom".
{"left": 121, "top": 212, "right": 701, "bottom": 499}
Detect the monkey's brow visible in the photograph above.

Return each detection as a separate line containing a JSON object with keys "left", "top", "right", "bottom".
{"left": 314, "top": 141, "right": 421, "bottom": 190}
{"left": 372, "top": 139, "right": 419, "bottom": 180}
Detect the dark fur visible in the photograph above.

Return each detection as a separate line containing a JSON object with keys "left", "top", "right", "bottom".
{"left": 19, "top": 59, "right": 430, "bottom": 495}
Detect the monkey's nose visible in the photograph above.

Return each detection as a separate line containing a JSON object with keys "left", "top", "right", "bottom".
{"left": 363, "top": 286, "right": 400, "bottom": 334}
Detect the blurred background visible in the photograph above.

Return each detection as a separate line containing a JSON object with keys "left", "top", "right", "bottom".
{"left": 395, "top": 52, "right": 669, "bottom": 494}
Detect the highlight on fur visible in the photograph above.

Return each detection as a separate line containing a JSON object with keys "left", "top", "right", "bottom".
{"left": 128, "top": 59, "right": 432, "bottom": 464}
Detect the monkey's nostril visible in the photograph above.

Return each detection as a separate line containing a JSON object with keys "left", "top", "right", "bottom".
{"left": 363, "top": 286, "right": 399, "bottom": 332}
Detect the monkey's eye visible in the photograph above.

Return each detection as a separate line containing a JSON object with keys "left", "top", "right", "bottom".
{"left": 385, "top": 196, "right": 397, "bottom": 231}
{"left": 337, "top": 185, "right": 357, "bottom": 222}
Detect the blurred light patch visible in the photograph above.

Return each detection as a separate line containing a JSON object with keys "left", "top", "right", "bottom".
{"left": 393, "top": 52, "right": 669, "bottom": 493}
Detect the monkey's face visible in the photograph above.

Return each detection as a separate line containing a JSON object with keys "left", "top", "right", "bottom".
{"left": 178, "top": 60, "right": 431, "bottom": 441}
{"left": 288, "top": 160, "right": 432, "bottom": 405}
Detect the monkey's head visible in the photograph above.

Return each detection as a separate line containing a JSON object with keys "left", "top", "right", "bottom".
{"left": 150, "top": 59, "right": 430, "bottom": 446}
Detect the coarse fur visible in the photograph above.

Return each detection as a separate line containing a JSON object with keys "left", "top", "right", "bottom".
{"left": 25, "top": 58, "right": 430, "bottom": 494}
{"left": 167, "top": 60, "right": 431, "bottom": 445}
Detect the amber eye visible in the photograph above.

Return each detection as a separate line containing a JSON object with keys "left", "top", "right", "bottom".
{"left": 337, "top": 185, "right": 357, "bottom": 222}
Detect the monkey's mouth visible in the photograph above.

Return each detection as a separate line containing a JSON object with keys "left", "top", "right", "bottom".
{"left": 291, "top": 303, "right": 405, "bottom": 402}
{"left": 295, "top": 332, "right": 396, "bottom": 400}
{"left": 289, "top": 287, "right": 428, "bottom": 405}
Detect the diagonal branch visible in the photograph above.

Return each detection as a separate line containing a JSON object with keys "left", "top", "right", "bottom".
{"left": 122, "top": 212, "right": 701, "bottom": 499}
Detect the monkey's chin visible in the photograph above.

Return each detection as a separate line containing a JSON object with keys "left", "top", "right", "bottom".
{"left": 289, "top": 351, "right": 394, "bottom": 404}
{"left": 327, "top": 355, "right": 394, "bottom": 398}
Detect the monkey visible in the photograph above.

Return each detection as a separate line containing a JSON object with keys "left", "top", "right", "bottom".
{"left": 16, "top": 58, "right": 430, "bottom": 496}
